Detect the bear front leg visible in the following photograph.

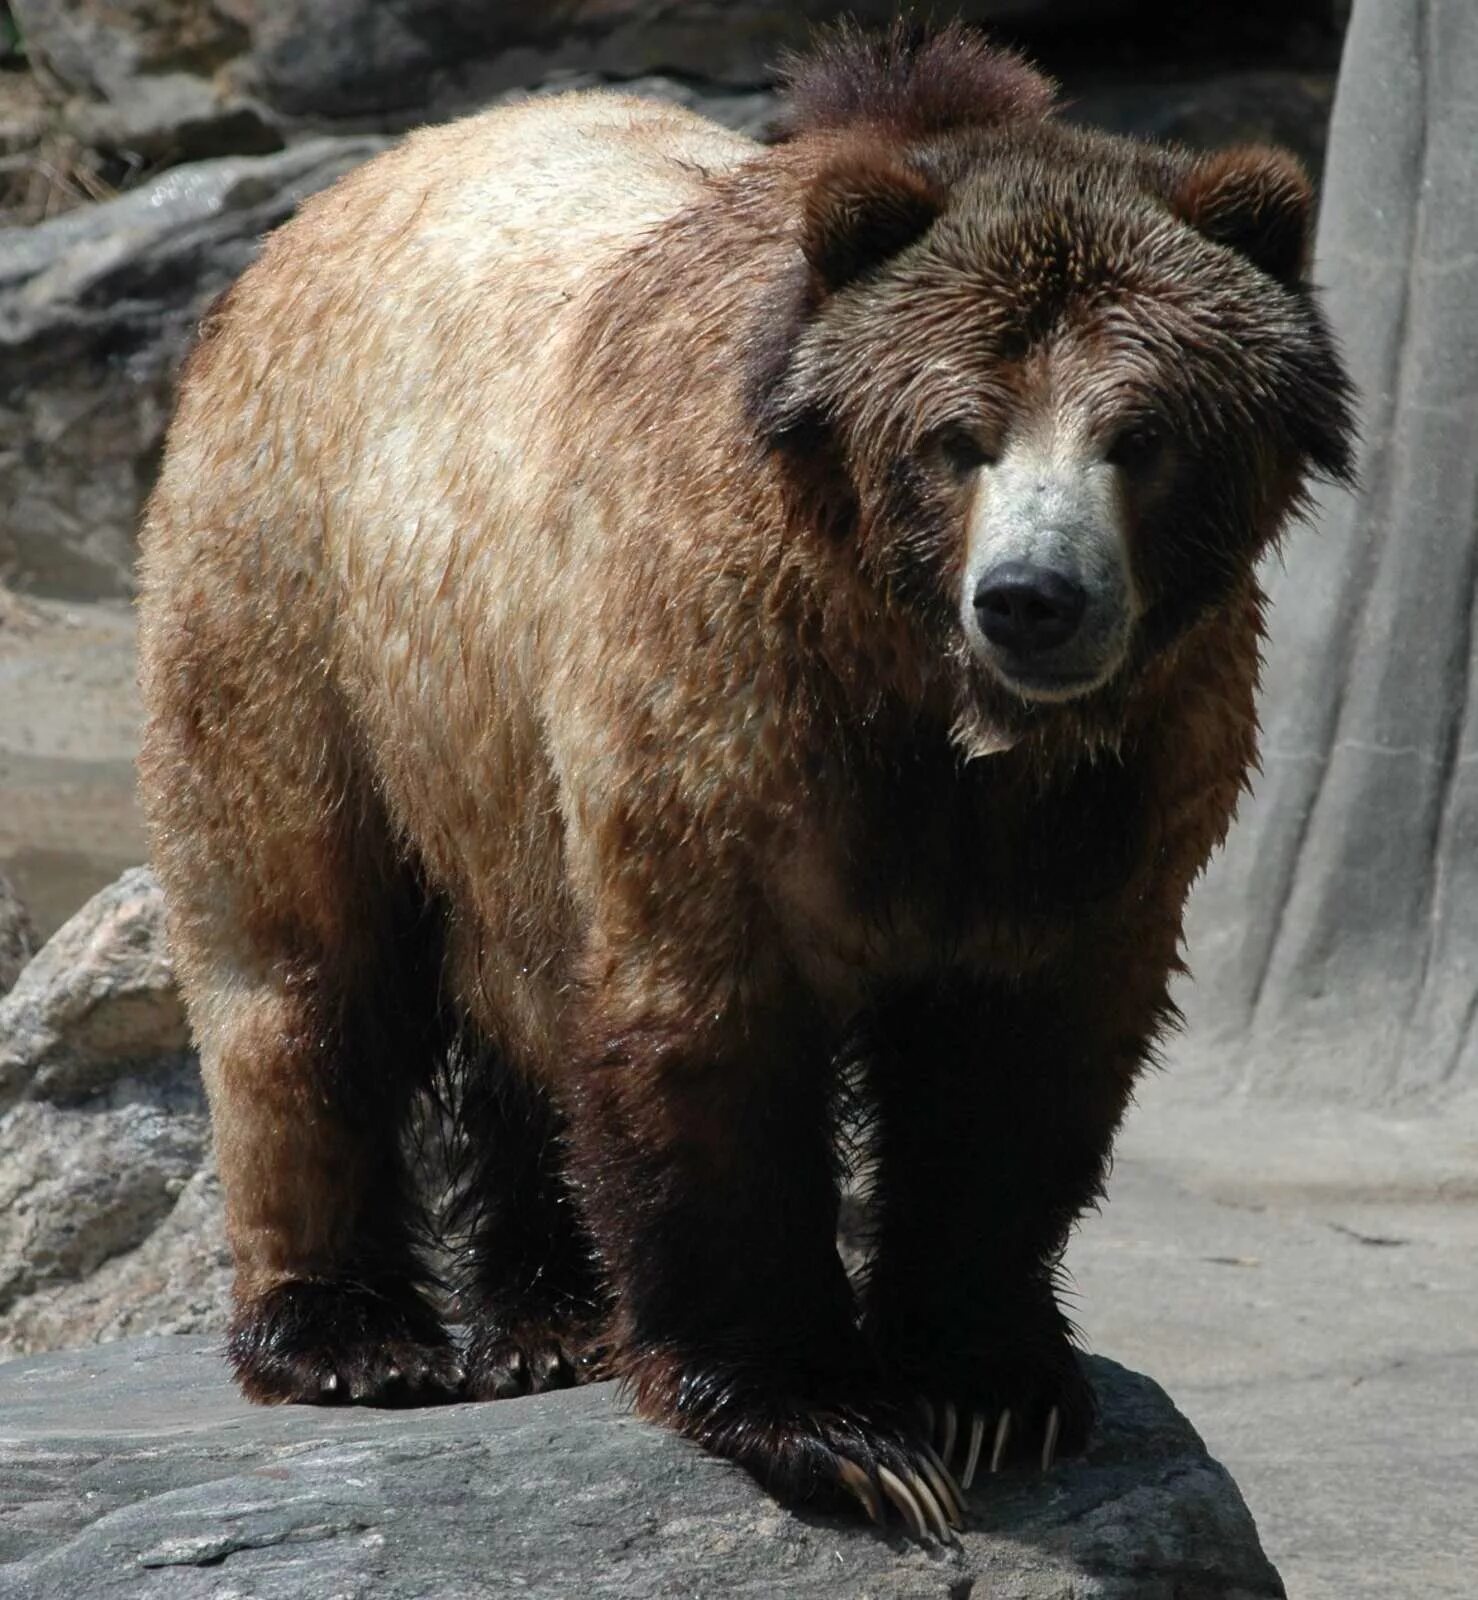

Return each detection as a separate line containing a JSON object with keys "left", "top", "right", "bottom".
{"left": 862, "top": 972, "right": 1148, "bottom": 1486}
{"left": 560, "top": 992, "right": 963, "bottom": 1537}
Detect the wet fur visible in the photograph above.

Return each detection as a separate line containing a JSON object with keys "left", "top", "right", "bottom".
{"left": 137, "top": 23, "right": 1352, "bottom": 1521}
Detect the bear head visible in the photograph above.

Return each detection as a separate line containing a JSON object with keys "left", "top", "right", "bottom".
{"left": 756, "top": 23, "right": 1356, "bottom": 754}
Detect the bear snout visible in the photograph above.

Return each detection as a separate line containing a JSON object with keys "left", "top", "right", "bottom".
{"left": 961, "top": 446, "right": 1138, "bottom": 701}
{"left": 973, "top": 561, "right": 1088, "bottom": 656}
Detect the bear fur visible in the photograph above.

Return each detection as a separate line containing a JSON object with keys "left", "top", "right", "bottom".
{"left": 137, "top": 21, "right": 1352, "bottom": 1531}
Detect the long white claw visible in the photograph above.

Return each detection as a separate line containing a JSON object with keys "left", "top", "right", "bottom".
{"left": 322, "top": 1372, "right": 340, "bottom": 1395}
{"left": 836, "top": 1457, "right": 883, "bottom": 1525}
{"left": 961, "top": 1412, "right": 986, "bottom": 1491}
{"left": 940, "top": 1399, "right": 958, "bottom": 1469}
{"left": 990, "top": 1408, "right": 1012, "bottom": 1474}
{"left": 910, "top": 1470, "right": 951, "bottom": 1542}
{"left": 877, "top": 1466, "right": 928, "bottom": 1542}
{"left": 1041, "top": 1406, "right": 1061, "bottom": 1474}
{"left": 919, "top": 1444, "right": 965, "bottom": 1528}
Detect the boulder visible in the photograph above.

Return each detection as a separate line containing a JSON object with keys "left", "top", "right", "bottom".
{"left": 0, "top": 868, "right": 229, "bottom": 1360}
{"left": 0, "top": 1336, "right": 1286, "bottom": 1599}
{"left": 1179, "top": 0, "right": 1478, "bottom": 1107}
{"left": 0, "top": 865, "right": 190, "bottom": 1107}
{"left": 0, "top": 135, "right": 387, "bottom": 598}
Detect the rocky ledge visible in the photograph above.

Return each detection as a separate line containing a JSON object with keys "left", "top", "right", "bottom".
{"left": 0, "top": 1336, "right": 1283, "bottom": 1599}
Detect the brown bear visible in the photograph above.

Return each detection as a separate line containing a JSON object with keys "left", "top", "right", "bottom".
{"left": 136, "top": 21, "right": 1353, "bottom": 1536}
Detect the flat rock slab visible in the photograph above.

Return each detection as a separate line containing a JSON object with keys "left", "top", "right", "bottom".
{"left": 0, "top": 1337, "right": 1283, "bottom": 1599}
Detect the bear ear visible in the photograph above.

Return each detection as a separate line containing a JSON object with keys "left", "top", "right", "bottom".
{"left": 801, "top": 148, "right": 943, "bottom": 292}
{"left": 1172, "top": 145, "right": 1314, "bottom": 284}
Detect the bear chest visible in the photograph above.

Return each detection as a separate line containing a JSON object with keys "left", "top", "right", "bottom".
{"left": 764, "top": 756, "right": 1152, "bottom": 1014}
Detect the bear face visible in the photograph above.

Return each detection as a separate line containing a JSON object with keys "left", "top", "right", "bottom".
{"left": 759, "top": 118, "right": 1353, "bottom": 754}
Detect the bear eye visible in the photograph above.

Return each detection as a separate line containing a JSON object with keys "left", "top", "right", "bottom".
{"left": 1106, "top": 422, "right": 1165, "bottom": 472}
{"left": 934, "top": 427, "right": 997, "bottom": 476}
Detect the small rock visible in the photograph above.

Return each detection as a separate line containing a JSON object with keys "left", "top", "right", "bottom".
{"left": 0, "top": 866, "right": 189, "bottom": 1110}
{"left": 0, "top": 868, "right": 225, "bottom": 1360}
{"left": 9, "top": 0, "right": 248, "bottom": 104}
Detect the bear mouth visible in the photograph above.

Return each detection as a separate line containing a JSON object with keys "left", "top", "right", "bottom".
{"left": 991, "top": 662, "right": 1113, "bottom": 703}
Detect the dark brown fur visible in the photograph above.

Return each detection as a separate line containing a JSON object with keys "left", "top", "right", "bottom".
{"left": 136, "top": 22, "right": 1353, "bottom": 1529}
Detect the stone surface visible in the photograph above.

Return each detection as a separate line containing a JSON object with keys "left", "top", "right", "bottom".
{"left": 0, "top": 870, "right": 35, "bottom": 996}
{"left": 1072, "top": 1090, "right": 1478, "bottom": 1600}
{"left": 0, "top": 1336, "right": 1285, "bottom": 1600}
{"left": 1179, "top": 0, "right": 1478, "bottom": 1107}
{"left": 0, "top": 135, "right": 387, "bottom": 598}
{"left": 0, "top": 868, "right": 229, "bottom": 1361}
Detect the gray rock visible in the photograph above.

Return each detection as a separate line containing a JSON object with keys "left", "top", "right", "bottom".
{"left": 65, "top": 73, "right": 282, "bottom": 168}
{"left": 0, "top": 866, "right": 190, "bottom": 1109}
{"left": 0, "top": 1098, "right": 207, "bottom": 1319}
{"left": 0, "top": 868, "right": 228, "bottom": 1360}
{"left": 0, "top": 1336, "right": 1286, "bottom": 1600}
{"left": 1178, "top": 0, "right": 1478, "bottom": 1107}
{"left": 0, "top": 871, "right": 35, "bottom": 997}
{"left": 0, "top": 1159, "right": 230, "bottom": 1359}
{"left": 9, "top": 1, "right": 248, "bottom": 105}
{"left": 0, "top": 135, "right": 387, "bottom": 598}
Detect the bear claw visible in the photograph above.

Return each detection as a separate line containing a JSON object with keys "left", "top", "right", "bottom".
{"left": 934, "top": 1401, "right": 1067, "bottom": 1489}
{"left": 1041, "top": 1404, "right": 1061, "bottom": 1473}
{"left": 833, "top": 1449, "right": 961, "bottom": 1540}
{"left": 990, "top": 1408, "right": 1013, "bottom": 1478}
{"left": 877, "top": 1464, "right": 945, "bottom": 1541}
{"left": 836, "top": 1457, "right": 885, "bottom": 1524}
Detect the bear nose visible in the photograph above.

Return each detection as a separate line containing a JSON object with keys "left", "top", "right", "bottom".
{"left": 973, "top": 561, "right": 1087, "bottom": 655}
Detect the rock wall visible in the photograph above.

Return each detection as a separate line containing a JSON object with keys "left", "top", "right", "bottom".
{"left": 1179, "top": 0, "right": 1478, "bottom": 1109}
{"left": 0, "top": 137, "right": 386, "bottom": 596}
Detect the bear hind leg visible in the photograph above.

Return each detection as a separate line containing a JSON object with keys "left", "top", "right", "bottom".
{"left": 142, "top": 647, "right": 461, "bottom": 1405}
{"left": 448, "top": 1042, "right": 604, "bottom": 1399}
{"left": 200, "top": 883, "right": 464, "bottom": 1407}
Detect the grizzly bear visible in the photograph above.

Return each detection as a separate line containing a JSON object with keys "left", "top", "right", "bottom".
{"left": 137, "top": 21, "right": 1352, "bottom": 1536}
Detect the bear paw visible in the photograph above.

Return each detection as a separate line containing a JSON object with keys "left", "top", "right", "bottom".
{"left": 462, "top": 1318, "right": 594, "bottom": 1400}
{"left": 626, "top": 1351, "right": 964, "bottom": 1540}
{"left": 228, "top": 1280, "right": 463, "bottom": 1407}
